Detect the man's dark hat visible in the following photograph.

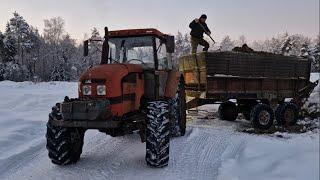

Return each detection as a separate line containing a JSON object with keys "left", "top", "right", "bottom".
{"left": 200, "top": 14, "right": 207, "bottom": 19}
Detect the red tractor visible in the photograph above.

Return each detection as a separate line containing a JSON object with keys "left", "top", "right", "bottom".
{"left": 46, "top": 27, "right": 186, "bottom": 167}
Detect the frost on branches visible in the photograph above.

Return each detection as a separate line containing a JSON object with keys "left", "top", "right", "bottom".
{"left": 1, "top": 12, "right": 319, "bottom": 82}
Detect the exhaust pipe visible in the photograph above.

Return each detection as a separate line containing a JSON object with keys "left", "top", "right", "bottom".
{"left": 101, "top": 27, "right": 109, "bottom": 65}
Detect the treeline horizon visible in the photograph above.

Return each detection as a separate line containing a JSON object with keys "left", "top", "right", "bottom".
{"left": 0, "top": 12, "right": 319, "bottom": 82}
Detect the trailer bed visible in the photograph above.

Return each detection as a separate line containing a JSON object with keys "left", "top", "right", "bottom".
{"left": 179, "top": 51, "right": 312, "bottom": 101}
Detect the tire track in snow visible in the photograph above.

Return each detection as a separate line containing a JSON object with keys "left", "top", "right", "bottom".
{"left": 0, "top": 139, "right": 45, "bottom": 179}
{"left": 167, "top": 127, "right": 236, "bottom": 180}
{"left": 3, "top": 125, "right": 246, "bottom": 180}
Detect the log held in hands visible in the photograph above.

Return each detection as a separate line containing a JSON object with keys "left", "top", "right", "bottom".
{"left": 198, "top": 22, "right": 215, "bottom": 44}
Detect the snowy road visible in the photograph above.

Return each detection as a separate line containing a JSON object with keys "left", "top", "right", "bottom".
{"left": 1, "top": 127, "right": 244, "bottom": 180}
{"left": 0, "top": 79, "right": 318, "bottom": 180}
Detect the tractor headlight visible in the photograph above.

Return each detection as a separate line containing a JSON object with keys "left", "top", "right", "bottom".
{"left": 82, "top": 85, "right": 92, "bottom": 95}
{"left": 97, "top": 85, "right": 106, "bottom": 95}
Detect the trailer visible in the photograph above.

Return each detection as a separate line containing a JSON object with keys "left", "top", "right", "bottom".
{"left": 179, "top": 51, "right": 318, "bottom": 130}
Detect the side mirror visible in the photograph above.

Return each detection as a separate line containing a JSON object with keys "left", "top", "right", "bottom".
{"left": 83, "top": 40, "right": 89, "bottom": 56}
{"left": 165, "top": 35, "right": 175, "bottom": 53}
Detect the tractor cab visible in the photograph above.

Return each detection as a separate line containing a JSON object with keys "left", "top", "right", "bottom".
{"left": 84, "top": 28, "right": 175, "bottom": 70}
{"left": 107, "top": 29, "right": 175, "bottom": 70}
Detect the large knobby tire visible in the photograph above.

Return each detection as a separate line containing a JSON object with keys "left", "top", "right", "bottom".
{"left": 275, "top": 102, "right": 299, "bottom": 126}
{"left": 146, "top": 101, "right": 170, "bottom": 168}
{"left": 169, "top": 77, "right": 187, "bottom": 137}
{"left": 250, "top": 103, "right": 274, "bottom": 130}
{"left": 218, "top": 101, "right": 238, "bottom": 121}
{"left": 46, "top": 104, "right": 85, "bottom": 165}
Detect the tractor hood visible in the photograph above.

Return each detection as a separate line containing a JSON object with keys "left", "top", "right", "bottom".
{"left": 79, "top": 64, "right": 143, "bottom": 83}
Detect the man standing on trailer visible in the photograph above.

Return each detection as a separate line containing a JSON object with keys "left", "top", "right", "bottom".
{"left": 189, "top": 14, "right": 211, "bottom": 53}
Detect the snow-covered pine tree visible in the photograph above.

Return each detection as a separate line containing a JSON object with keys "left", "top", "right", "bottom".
{"left": 173, "top": 32, "right": 191, "bottom": 67}
{"left": 43, "top": 17, "right": 65, "bottom": 45}
{"left": 269, "top": 36, "right": 284, "bottom": 54}
{"left": 0, "top": 31, "right": 4, "bottom": 81}
{"left": 220, "top": 36, "right": 234, "bottom": 51}
{"left": 308, "top": 36, "right": 320, "bottom": 72}
{"left": 0, "top": 31, "right": 4, "bottom": 63}
{"left": 235, "top": 35, "right": 247, "bottom": 47}
{"left": 27, "top": 26, "right": 42, "bottom": 80}
{"left": 280, "top": 33, "right": 311, "bottom": 56}
{"left": 174, "top": 32, "right": 184, "bottom": 58}
{"left": 300, "top": 42, "right": 309, "bottom": 57}
{"left": 43, "top": 17, "right": 70, "bottom": 81}
{"left": 7, "top": 12, "right": 33, "bottom": 65}
{"left": 174, "top": 32, "right": 188, "bottom": 58}
{"left": 59, "top": 34, "right": 78, "bottom": 81}
{"left": 86, "top": 27, "right": 102, "bottom": 67}
{"left": 280, "top": 36, "right": 292, "bottom": 55}
{"left": 3, "top": 24, "right": 17, "bottom": 63}
{"left": 183, "top": 33, "right": 191, "bottom": 55}
{"left": 252, "top": 40, "right": 267, "bottom": 52}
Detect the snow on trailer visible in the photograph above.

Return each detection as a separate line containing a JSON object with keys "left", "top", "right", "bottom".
{"left": 179, "top": 51, "right": 318, "bottom": 130}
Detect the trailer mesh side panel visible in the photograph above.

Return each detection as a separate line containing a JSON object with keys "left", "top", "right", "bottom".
{"left": 204, "top": 52, "right": 309, "bottom": 79}
{"left": 179, "top": 51, "right": 312, "bottom": 100}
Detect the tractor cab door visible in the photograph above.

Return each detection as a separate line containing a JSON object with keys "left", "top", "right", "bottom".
{"left": 155, "top": 37, "right": 172, "bottom": 99}
{"left": 143, "top": 36, "right": 173, "bottom": 101}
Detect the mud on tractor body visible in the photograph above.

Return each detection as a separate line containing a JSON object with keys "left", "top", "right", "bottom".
{"left": 46, "top": 27, "right": 186, "bottom": 167}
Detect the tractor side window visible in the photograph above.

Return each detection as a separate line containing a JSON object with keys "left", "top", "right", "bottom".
{"left": 108, "top": 42, "right": 116, "bottom": 63}
{"left": 156, "top": 38, "right": 169, "bottom": 70}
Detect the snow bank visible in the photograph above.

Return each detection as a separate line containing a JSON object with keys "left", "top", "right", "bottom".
{"left": 0, "top": 81, "right": 77, "bottom": 172}
{"left": 0, "top": 79, "right": 318, "bottom": 180}
{"left": 217, "top": 133, "right": 319, "bottom": 180}
{"left": 304, "top": 73, "right": 320, "bottom": 115}
{"left": 217, "top": 73, "right": 319, "bottom": 180}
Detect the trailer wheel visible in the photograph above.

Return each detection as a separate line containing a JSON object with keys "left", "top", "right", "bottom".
{"left": 251, "top": 103, "right": 274, "bottom": 130}
{"left": 275, "top": 102, "right": 299, "bottom": 126}
{"left": 146, "top": 101, "right": 170, "bottom": 168}
{"left": 218, "top": 101, "right": 238, "bottom": 121}
{"left": 169, "top": 77, "right": 186, "bottom": 137}
{"left": 46, "top": 104, "right": 85, "bottom": 165}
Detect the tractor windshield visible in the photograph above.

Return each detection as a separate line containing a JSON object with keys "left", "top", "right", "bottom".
{"left": 109, "top": 36, "right": 155, "bottom": 68}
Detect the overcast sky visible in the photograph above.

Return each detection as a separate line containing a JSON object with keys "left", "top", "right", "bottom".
{"left": 0, "top": 0, "right": 319, "bottom": 43}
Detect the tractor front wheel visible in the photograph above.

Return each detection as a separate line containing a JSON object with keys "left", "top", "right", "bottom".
{"left": 145, "top": 101, "right": 170, "bottom": 168}
{"left": 46, "top": 104, "right": 85, "bottom": 165}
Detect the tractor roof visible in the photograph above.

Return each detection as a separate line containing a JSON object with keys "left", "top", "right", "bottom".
{"left": 108, "top": 28, "right": 167, "bottom": 39}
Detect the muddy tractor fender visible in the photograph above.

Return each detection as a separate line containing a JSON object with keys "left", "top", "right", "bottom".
{"left": 164, "top": 71, "right": 183, "bottom": 99}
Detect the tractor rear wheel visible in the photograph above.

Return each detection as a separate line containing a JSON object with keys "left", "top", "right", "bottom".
{"left": 251, "top": 103, "right": 274, "bottom": 130}
{"left": 46, "top": 104, "right": 85, "bottom": 165}
{"left": 145, "top": 101, "right": 170, "bottom": 168}
{"left": 218, "top": 101, "right": 238, "bottom": 121}
{"left": 275, "top": 102, "right": 299, "bottom": 126}
{"left": 170, "top": 77, "right": 187, "bottom": 137}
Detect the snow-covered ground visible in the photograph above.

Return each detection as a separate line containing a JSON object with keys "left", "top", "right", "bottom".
{"left": 304, "top": 73, "right": 320, "bottom": 115}
{"left": 0, "top": 74, "right": 319, "bottom": 180}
